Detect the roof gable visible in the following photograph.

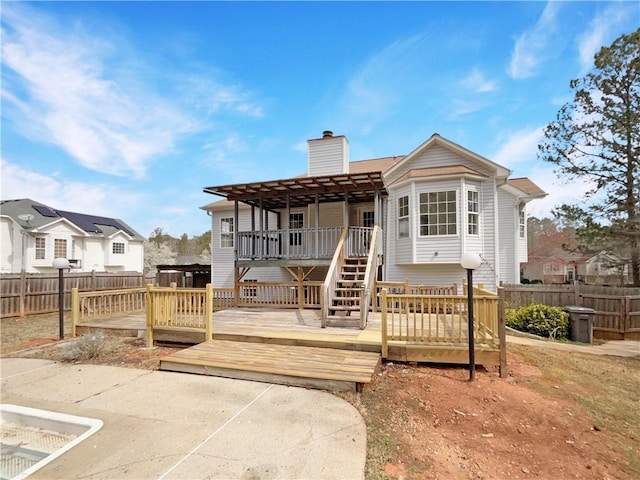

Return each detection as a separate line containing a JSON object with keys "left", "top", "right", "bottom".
{"left": 0, "top": 198, "right": 144, "bottom": 240}
{"left": 383, "top": 133, "right": 511, "bottom": 183}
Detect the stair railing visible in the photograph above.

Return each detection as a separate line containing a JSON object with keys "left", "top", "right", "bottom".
{"left": 321, "top": 226, "right": 349, "bottom": 327}
{"left": 359, "top": 225, "right": 382, "bottom": 329}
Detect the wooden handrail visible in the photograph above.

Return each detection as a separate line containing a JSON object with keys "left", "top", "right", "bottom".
{"left": 379, "top": 290, "right": 500, "bottom": 355}
{"left": 322, "top": 226, "right": 349, "bottom": 327}
{"left": 359, "top": 225, "right": 381, "bottom": 329}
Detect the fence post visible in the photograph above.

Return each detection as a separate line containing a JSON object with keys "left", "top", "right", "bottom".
{"left": 19, "top": 270, "right": 27, "bottom": 318}
{"left": 205, "top": 283, "right": 213, "bottom": 341}
{"left": 71, "top": 287, "right": 79, "bottom": 337}
{"left": 498, "top": 286, "right": 507, "bottom": 378}
{"left": 404, "top": 278, "right": 409, "bottom": 294}
{"left": 573, "top": 281, "right": 581, "bottom": 306}
{"left": 145, "top": 284, "right": 154, "bottom": 348}
{"left": 381, "top": 288, "right": 388, "bottom": 358}
{"left": 623, "top": 296, "right": 630, "bottom": 339}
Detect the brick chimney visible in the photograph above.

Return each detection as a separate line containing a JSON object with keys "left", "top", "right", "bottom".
{"left": 307, "top": 131, "right": 349, "bottom": 176}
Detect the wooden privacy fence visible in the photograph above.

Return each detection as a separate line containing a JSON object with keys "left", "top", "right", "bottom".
{"left": 145, "top": 284, "right": 213, "bottom": 347}
{"left": 502, "top": 283, "right": 640, "bottom": 340}
{"left": 1, "top": 271, "right": 144, "bottom": 318}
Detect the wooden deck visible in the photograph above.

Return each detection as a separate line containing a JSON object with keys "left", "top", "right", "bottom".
{"left": 77, "top": 307, "right": 502, "bottom": 391}
{"left": 160, "top": 339, "right": 381, "bottom": 392}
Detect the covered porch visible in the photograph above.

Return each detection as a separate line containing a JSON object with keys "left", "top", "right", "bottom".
{"left": 204, "top": 171, "right": 388, "bottom": 327}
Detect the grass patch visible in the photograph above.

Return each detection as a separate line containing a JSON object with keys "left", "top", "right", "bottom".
{"left": 509, "top": 344, "right": 640, "bottom": 477}
{"left": 336, "top": 385, "right": 397, "bottom": 480}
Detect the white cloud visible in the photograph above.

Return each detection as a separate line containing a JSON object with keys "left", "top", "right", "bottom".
{"left": 337, "top": 34, "right": 427, "bottom": 135}
{"left": 180, "top": 77, "right": 264, "bottom": 119}
{"left": 447, "top": 98, "right": 490, "bottom": 120}
{"left": 577, "top": 2, "right": 637, "bottom": 73}
{"left": 0, "top": 4, "right": 262, "bottom": 178}
{"left": 0, "top": 159, "right": 144, "bottom": 220}
{"left": 460, "top": 68, "right": 497, "bottom": 93}
{"left": 508, "top": 2, "right": 561, "bottom": 79}
{"left": 526, "top": 164, "right": 596, "bottom": 219}
{"left": 492, "top": 127, "right": 545, "bottom": 168}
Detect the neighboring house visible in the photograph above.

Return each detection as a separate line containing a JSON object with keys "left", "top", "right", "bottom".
{"left": 202, "top": 132, "right": 546, "bottom": 297}
{"left": 0, "top": 199, "right": 145, "bottom": 273}
{"left": 582, "top": 251, "right": 630, "bottom": 285}
{"left": 524, "top": 250, "right": 630, "bottom": 285}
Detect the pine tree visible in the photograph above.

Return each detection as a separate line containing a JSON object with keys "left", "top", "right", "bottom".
{"left": 538, "top": 29, "right": 640, "bottom": 286}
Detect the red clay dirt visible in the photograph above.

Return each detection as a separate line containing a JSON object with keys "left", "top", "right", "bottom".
{"left": 368, "top": 356, "right": 630, "bottom": 480}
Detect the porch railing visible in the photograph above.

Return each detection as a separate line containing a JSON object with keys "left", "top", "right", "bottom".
{"left": 237, "top": 227, "right": 343, "bottom": 260}
{"left": 238, "top": 281, "right": 322, "bottom": 308}
{"left": 72, "top": 287, "right": 146, "bottom": 336}
{"left": 379, "top": 288, "right": 500, "bottom": 358}
{"left": 145, "top": 284, "right": 213, "bottom": 347}
{"left": 359, "top": 226, "right": 383, "bottom": 328}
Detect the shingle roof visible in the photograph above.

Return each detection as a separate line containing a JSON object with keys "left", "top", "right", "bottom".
{"left": 506, "top": 178, "right": 547, "bottom": 198}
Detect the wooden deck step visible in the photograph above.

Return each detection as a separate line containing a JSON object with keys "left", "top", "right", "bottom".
{"left": 159, "top": 339, "right": 381, "bottom": 393}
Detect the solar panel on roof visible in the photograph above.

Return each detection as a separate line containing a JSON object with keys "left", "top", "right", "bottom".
{"left": 32, "top": 205, "right": 58, "bottom": 218}
{"left": 56, "top": 210, "right": 135, "bottom": 236}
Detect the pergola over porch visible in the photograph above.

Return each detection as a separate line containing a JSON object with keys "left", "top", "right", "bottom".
{"left": 203, "top": 171, "right": 387, "bottom": 268}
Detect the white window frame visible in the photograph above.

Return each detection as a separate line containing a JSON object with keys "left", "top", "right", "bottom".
{"left": 112, "top": 242, "right": 125, "bottom": 254}
{"left": 289, "top": 212, "right": 304, "bottom": 246}
{"left": 361, "top": 210, "right": 375, "bottom": 228}
{"left": 519, "top": 208, "right": 525, "bottom": 239}
{"left": 397, "top": 195, "right": 409, "bottom": 239}
{"left": 220, "top": 217, "right": 234, "bottom": 248}
{"left": 54, "top": 238, "right": 67, "bottom": 259}
{"left": 35, "top": 237, "right": 46, "bottom": 260}
{"left": 419, "top": 190, "right": 457, "bottom": 237}
{"left": 467, "top": 189, "right": 479, "bottom": 236}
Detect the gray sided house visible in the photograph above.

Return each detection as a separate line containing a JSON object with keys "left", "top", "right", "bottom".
{"left": 202, "top": 132, "right": 545, "bottom": 315}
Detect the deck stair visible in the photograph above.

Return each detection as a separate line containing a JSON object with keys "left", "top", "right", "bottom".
{"left": 159, "top": 339, "right": 381, "bottom": 393}
{"left": 327, "top": 257, "right": 368, "bottom": 328}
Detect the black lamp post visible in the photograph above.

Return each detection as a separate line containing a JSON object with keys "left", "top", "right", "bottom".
{"left": 460, "top": 252, "right": 482, "bottom": 381}
{"left": 53, "top": 258, "right": 70, "bottom": 340}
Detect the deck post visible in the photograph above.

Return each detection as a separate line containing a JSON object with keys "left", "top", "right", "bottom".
{"left": 145, "top": 284, "right": 154, "bottom": 348}
{"left": 233, "top": 266, "right": 240, "bottom": 308}
{"left": 205, "top": 283, "right": 213, "bottom": 341}
{"left": 297, "top": 267, "right": 304, "bottom": 310}
{"left": 381, "top": 288, "right": 388, "bottom": 358}
{"left": 71, "top": 287, "right": 79, "bottom": 337}
{"left": 498, "top": 286, "right": 507, "bottom": 378}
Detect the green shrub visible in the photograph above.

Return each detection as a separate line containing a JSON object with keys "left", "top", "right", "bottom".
{"left": 506, "top": 303, "right": 569, "bottom": 339}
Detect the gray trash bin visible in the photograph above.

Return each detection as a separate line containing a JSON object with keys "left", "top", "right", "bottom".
{"left": 564, "top": 306, "right": 595, "bottom": 344}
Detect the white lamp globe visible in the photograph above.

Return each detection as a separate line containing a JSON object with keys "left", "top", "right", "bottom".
{"left": 53, "top": 258, "right": 70, "bottom": 269}
{"left": 460, "top": 252, "right": 482, "bottom": 270}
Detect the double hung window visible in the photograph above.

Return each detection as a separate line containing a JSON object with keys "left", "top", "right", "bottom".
{"left": 419, "top": 191, "right": 457, "bottom": 236}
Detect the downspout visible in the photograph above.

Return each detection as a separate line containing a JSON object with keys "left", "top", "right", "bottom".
{"left": 259, "top": 196, "right": 264, "bottom": 259}
{"left": 315, "top": 193, "right": 319, "bottom": 259}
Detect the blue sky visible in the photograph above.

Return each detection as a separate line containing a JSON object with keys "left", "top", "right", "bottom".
{"left": 1, "top": 1, "right": 638, "bottom": 238}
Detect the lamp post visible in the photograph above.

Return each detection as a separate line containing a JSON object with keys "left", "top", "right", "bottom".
{"left": 460, "top": 252, "right": 482, "bottom": 381}
{"left": 53, "top": 258, "right": 70, "bottom": 340}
